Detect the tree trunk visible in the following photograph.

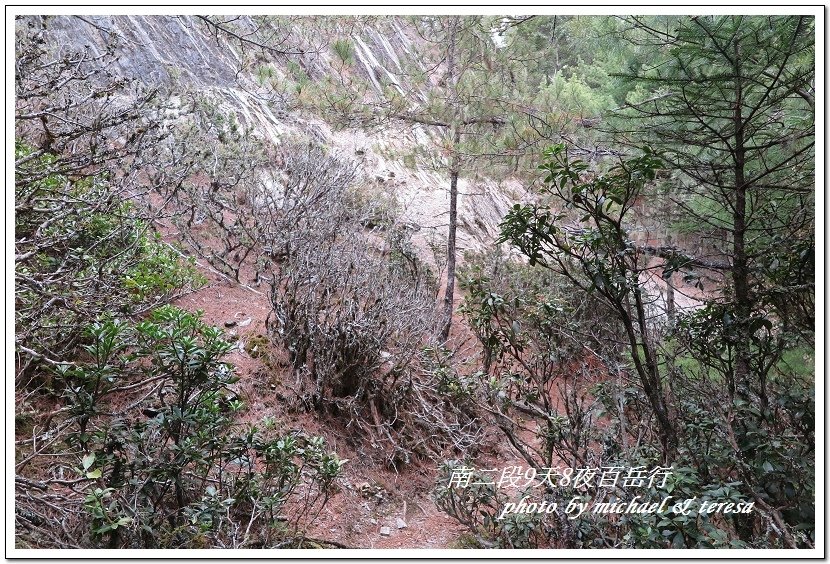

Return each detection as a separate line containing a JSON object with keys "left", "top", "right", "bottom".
{"left": 732, "top": 41, "right": 751, "bottom": 400}
{"left": 439, "top": 17, "right": 460, "bottom": 344}
{"left": 440, "top": 127, "right": 461, "bottom": 343}
{"left": 665, "top": 236, "right": 676, "bottom": 329}
{"left": 666, "top": 276, "right": 676, "bottom": 329}
{"left": 630, "top": 286, "right": 678, "bottom": 457}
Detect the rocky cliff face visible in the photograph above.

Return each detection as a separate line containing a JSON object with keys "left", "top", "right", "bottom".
{"left": 30, "top": 14, "right": 526, "bottom": 263}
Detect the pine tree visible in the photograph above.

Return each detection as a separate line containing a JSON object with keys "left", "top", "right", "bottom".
{"left": 618, "top": 15, "right": 815, "bottom": 403}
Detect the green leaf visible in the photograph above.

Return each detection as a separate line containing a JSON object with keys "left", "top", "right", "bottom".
{"left": 86, "top": 468, "right": 103, "bottom": 479}
{"left": 82, "top": 453, "right": 95, "bottom": 471}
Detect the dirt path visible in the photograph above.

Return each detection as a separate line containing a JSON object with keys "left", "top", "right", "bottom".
{"left": 171, "top": 273, "right": 480, "bottom": 549}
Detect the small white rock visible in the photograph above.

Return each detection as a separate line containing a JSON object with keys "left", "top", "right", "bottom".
{"left": 396, "top": 517, "right": 407, "bottom": 529}
{"left": 379, "top": 526, "right": 391, "bottom": 536}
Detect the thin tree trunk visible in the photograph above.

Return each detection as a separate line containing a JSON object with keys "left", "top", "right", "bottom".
{"left": 666, "top": 276, "right": 676, "bottom": 329}
{"left": 665, "top": 235, "right": 676, "bottom": 329}
{"left": 440, "top": 127, "right": 461, "bottom": 343}
{"left": 439, "top": 17, "right": 460, "bottom": 344}
{"left": 732, "top": 40, "right": 751, "bottom": 400}
{"left": 631, "top": 286, "right": 678, "bottom": 457}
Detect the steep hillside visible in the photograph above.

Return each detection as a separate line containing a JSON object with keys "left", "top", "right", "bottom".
{"left": 37, "top": 15, "right": 525, "bottom": 261}
{"left": 14, "top": 14, "right": 816, "bottom": 553}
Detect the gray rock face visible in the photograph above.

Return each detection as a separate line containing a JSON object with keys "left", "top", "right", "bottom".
{"left": 37, "top": 15, "right": 243, "bottom": 88}
{"left": 20, "top": 14, "right": 528, "bottom": 267}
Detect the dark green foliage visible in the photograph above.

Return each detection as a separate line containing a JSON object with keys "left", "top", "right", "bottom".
{"left": 616, "top": 14, "right": 814, "bottom": 409}
{"left": 619, "top": 16, "right": 814, "bottom": 193}
{"left": 61, "top": 307, "right": 345, "bottom": 548}
{"left": 500, "top": 144, "right": 678, "bottom": 455}
{"left": 438, "top": 135, "right": 814, "bottom": 547}
{"left": 445, "top": 244, "right": 814, "bottom": 548}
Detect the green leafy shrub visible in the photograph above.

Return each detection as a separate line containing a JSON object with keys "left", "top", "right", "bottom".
{"left": 123, "top": 235, "right": 205, "bottom": 305}
{"left": 54, "top": 307, "right": 345, "bottom": 548}
{"left": 437, "top": 145, "right": 814, "bottom": 549}
{"left": 15, "top": 142, "right": 202, "bottom": 381}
